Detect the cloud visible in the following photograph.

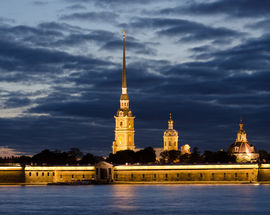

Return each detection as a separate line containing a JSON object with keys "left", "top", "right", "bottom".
{"left": 33, "top": 1, "right": 48, "bottom": 6}
{"left": 59, "top": 11, "right": 119, "bottom": 23}
{"left": 65, "top": 4, "right": 87, "bottom": 10}
{"left": 160, "top": 0, "right": 270, "bottom": 18}
{"left": 125, "top": 17, "right": 245, "bottom": 43}
{"left": 101, "top": 39, "right": 157, "bottom": 55}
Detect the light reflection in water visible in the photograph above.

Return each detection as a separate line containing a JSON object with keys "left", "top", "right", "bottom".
{"left": 0, "top": 185, "right": 270, "bottom": 215}
{"left": 111, "top": 185, "right": 137, "bottom": 210}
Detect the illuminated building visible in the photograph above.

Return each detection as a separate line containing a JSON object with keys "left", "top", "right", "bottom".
{"left": 112, "top": 30, "right": 135, "bottom": 154}
{"left": 181, "top": 144, "right": 191, "bottom": 155}
{"left": 227, "top": 120, "right": 259, "bottom": 163}
{"left": 163, "top": 113, "right": 178, "bottom": 151}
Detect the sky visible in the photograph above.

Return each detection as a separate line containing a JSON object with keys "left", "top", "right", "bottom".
{"left": 0, "top": 0, "right": 270, "bottom": 156}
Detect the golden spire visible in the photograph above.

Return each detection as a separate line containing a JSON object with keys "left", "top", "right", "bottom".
{"left": 122, "top": 29, "right": 127, "bottom": 91}
{"left": 120, "top": 30, "right": 129, "bottom": 108}
{"left": 239, "top": 118, "right": 244, "bottom": 130}
{"left": 168, "top": 113, "right": 173, "bottom": 129}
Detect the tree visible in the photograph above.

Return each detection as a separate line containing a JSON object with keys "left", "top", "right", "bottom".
{"left": 32, "top": 149, "right": 68, "bottom": 165}
{"left": 259, "top": 150, "right": 270, "bottom": 163}
{"left": 189, "top": 147, "right": 202, "bottom": 163}
{"left": 135, "top": 147, "right": 156, "bottom": 164}
{"left": 107, "top": 150, "right": 136, "bottom": 164}
{"left": 203, "top": 150, "right": 236, "bottom": 163}
{"left": 80, "top": 153, "right": 96, "bottom": 165}
{"left": 160, "top": 150, "right": 181, "bottom": 163}
{"left": 66, "top": 148, "right": 83, "bottom": 164}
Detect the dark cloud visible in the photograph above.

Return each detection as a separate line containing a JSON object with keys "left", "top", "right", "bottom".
{"left": 33, "top": 1, "right": 48, "bottom": 6}
{"left": 245, "top": 18, "right": 270, "bottom": 32}
{"left": 65, "top": 4, "right": 87, "bottom": 10}
{"left": 160, "top": 0, "right": 270, "bottom": 18}
{"left": 59, "top": 11, "right": 119, "bottom": 23}
{"left": 101, "top": 39, "right": 156, "bottom": 55}
{"left": 125, "top": 18, "right": 245, "bottom": 43}
{"left": 0, "top": 17, "right": 15, "bottom": 24}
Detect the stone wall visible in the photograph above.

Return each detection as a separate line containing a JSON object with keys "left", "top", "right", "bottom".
{"left": 113, "top": 164, "right": 259, "bottom": 183}
{"left": 0, "top": 166, "right": 25, "bottom": 184}
{"left": 1, "top": 163, "right": 270, "bottom": 184}
{"left": 24, "top": 166, "right": 95, "bottom": 184}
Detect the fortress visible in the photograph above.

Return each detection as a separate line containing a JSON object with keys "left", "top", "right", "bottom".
{"left": 0, "top": 31, "right": 268, "bottom": 185}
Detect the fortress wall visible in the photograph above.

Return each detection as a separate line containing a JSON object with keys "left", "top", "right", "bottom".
{"left": 113, "top": 164, "right": 258, "bottom": 183}
{"left": 0, "top": 166, "right": 25, "bottom": 184}
{"left": 25, "top": 166, "right": 95, "bottom": 184}
{"left": 258, "top": 164, "right": 270, "bottom": 182}
{"left": 3, "top": 164, "right": 270, "bottom": 184}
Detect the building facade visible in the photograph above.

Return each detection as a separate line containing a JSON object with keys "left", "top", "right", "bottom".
{"left": 3, "top": 163, "right": 270, "bottom": 185}
{"left": 164, "top": 113, "right": 179, "bottom": 151}
{"left": 227, "top": 120, "right": 259, "bottom": 163}
{"left": 112, "top": 30, "right": 135, "bottom": 154}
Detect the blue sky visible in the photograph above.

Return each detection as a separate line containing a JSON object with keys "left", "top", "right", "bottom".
{"left": 0, "top": 0, "right": 270, "bottom": 156}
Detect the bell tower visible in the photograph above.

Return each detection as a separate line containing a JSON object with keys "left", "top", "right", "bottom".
{"left": 163, "top": 113, "right": 179, "bottom": 151}
{"left": 112, "top": 30, "right": 135, "bottom": 154}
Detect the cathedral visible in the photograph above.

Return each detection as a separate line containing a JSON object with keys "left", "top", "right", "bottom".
{"left": 112, "top": 30, "right": 135, "bottom": 154}
{"left": 227, "top": 120, "right": 259, "bottom": 163}
{"left": 112, "top": 30, "right": 190, "bottom": 156}
{"left": 112, "top": 31, "right": 258, "bottom": 163}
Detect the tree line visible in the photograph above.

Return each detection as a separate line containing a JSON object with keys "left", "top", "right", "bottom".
{"left": 1, "top": 147, "right": 270, "bottom": 165}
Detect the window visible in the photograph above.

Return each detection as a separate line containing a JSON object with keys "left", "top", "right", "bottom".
{"left": 42, "top": 172, "right": 44, "bottom": 176}
{"left": 200, "top": 173, "right": 203, "bottom": 180}
{"left": 36, "top": 172, "right": 38, "bottom": 176}
{"left": 153, "top": 174, "right": 156, "bottom": 180}
{"left": 29, "top": 172, "right": 31, "bottom": 176}
{"left": 47, "top": 172, "right": 50, "bottom": 176}
{"left": 165, "top": 174, "right": 168, "bottom": 180}
{"left": 246, "top": 173, "right": 249, "bottom": 178}
{"left": 224, "top": 173, "right": 227, "bottom": 180}
{"left": 235, "top": 173, "right": 238, "bottom": 179}
{"left": 60, "top": 174, "right": 62, "bottom": 179}
{"left": 188, "top": 173, "right": 191, "bottom": 180}
{"left": 114, "top": 174, "right": 118, "bottom": 180}
{"left": 72, "top": 174, "right": 74, "bottom": 179}
{"left": 142, "top": 174, "right": 145, "bottom": 180}
{"left": 82, "top": 174, "right": 85, "bottom": 179}
{"left": 53, "top": 172, "right": 55, "bottom": 176}
{"left": 120, "top": 122, "right": 123, "bottom": 127}
{"left": 211, "top": 173, "right": 215, "bottom": 180}
{"left": 131, "top": 174, "right": 134, "bottom": 180}
{"left": 177, "top": 173, "right": 180, "bottom": 179}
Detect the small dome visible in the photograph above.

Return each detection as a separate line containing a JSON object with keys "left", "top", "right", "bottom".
{"left": 164, "top": 129, "right": 178, "bottom": 136}
{"left": 228, "top": 141, "right": 256, "bottom": 154}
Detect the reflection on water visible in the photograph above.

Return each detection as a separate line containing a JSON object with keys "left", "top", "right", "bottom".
{"left": 0, "top": 185, "right": 270, "bottom": 215}
{"left": 111, "top": 185, "right": 137, "bottom": 210}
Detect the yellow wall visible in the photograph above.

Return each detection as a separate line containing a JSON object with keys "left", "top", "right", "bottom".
{"left": 0, "top": 166, "right": 24, "bottom": 184}
{"left": 24, "top": 166, "right": 95, "bottom": 184}
{"left": 113, "top": 164, "right": 258, "bottom": 183}
{"left": 2, "top": 164, "right": 270, "bottom": 184}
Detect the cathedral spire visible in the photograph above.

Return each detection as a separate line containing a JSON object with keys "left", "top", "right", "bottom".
{"left": 239, "top": 118, "right": 244, "bottom": 131}
{"left": 120, "top": 29, "right": 129, "bottom": 109}
{"left": 168, "top": 113, "right": 173, "bottom": 129}
{"left": 122, "top": 29, "right": 126, "bottom": 91}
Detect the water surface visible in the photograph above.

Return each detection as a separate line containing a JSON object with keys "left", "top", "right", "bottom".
{"left": 0, "top": 185, "right": 269, "bottom": 215}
